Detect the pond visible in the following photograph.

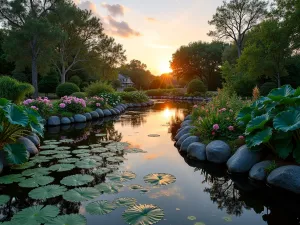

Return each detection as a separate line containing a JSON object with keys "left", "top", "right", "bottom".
{"left": 1, "top": 101, "right": 300, "bottom": 225}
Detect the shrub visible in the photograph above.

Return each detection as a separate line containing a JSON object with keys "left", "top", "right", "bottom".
{"left": 39, "top": 75, "right": 59, "bottom": 94}
{"left": 87, "top": 96, "right": 107, "bottom": 110}
{"left": 72, "top": 92, "right": 87, "bottom": 98}
{"left": 69, "top": 75, "right": 82, "bottom": 87}
{"left": 187, "top": 79, "right": 207, "bottom": 95}
{"left": 260, "top": 82, "right": 277, "bottom": 96}
{"left": 124, "top": 87, "right": 137, "bottom": 92}
{"left": 98, "top": 93, "right": 121, "bottom": 107}
{"left": 0, "top": 76, "right": 34, "bottom": 103}
{"left": 145, "top": 88, "right": 185, "bottom": 97}
{"left": 237, "top": 85, "right": 300, "bottom": 163}
{"left": 56, "top": 82, "right": 80, "bottom": 98}
{"left": 119, "top": 91, "right": 149, "bottom": 103}
{"left": 84, "top": 81, "right": 115, "bottom": 97}
{"left": 23, "top": 97, "right": 53, "bottom": 118}
{"left": 56, "top": 96, "right": 86, "bottom": 114}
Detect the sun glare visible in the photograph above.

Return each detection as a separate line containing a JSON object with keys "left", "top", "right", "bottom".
{"left": 163, "top": 107, "right": 174, "bottom": 119}
{"left": 159, "top": 62, "right": 173, "bottom": 74}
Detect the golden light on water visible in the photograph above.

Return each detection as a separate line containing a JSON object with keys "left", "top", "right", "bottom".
{"left": 163, "top": 107, "right": 175, "bottom": 119}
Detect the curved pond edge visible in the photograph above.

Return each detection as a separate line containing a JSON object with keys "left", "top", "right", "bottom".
{"left": 175, "top": 114, "right": 300, "bottom": 195}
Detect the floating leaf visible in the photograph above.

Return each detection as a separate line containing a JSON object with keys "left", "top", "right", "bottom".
{"left": 86, "top": 200, "right": 117, "bottom": 215}
{"left": 22, "top": 168, "right": 50, "bottom": 177}
{"left": 140, "top": 189, "right": 149, "bottom": 194}
{"left": 95, "top": 183, "right": 124, "bottom": 194}
{"left": 95, "top": 134, "right": 106, "bottom": 137}
{"left": 56, "top": 146, "right": 71, "bottom": 150}
{"left": 194, "top": 222, "right": 205, "bottom": 225}
{"left": 122, "top": 204, "right": 164, "bottom": 225}
{"left": 73, "top": 149, "right": 90, "bottom": 154}
{"left": 93, "top": 168, "right": 111, "bottom": 175}
{"left": 188, "top": 216, "right": 196, "bottom": 221}
{"left": 223, "top": 216, "right": 232, "bottom": 222}
{"left": 91, "top": 148, "right": 108, "bottom": 153}
{"left": 49, "top": 164, "right": 75, "bottom": 172}
{"left": 0, "top": 174, "right": 25, "bottom": 184}
{"left": 126, "top": 148, "right": 147, "bottom": 154}
{"left": 12, "top": 205, "right": 59, "bottom": 224}
{"left": 89, "top": 156, "right": 103, "bottom": 162}
{"left": 113, "top": 197, "right": 137, "bottom": 207}
{"left": 144, "top": 173, "right": 176, "bottom": 186}
{"left": 19, "top": 176, "right": 54, "bottom": 188}
{"left": 148, "top": 134, "right": 160, "bottom": 137}
{"left": 44, "top": 214, "right": 86, "bottom": 225}
{"left": 107, "top": 156, "right": 125, "bottom": 163}
{"left": 76, "top": 153, "right": 91, "bottom": 158}
{"left": 60, "top": 174, "right": 94, "bottom": 186}
{"left": 39, "top": 145, "right": 57, "bottom": 150}
{"left": 130, "top": 184, "right": 143, "bottom": 190}
{"left": 107, "top": 171, "right": 136, "bottom": 182}
{"left": 52, "top": 154, "right": 72, "bottom": 159}
{"left": 43, "top": 141, "right": 61, "bottom": 145}
{"left": 78, "top": 146, "right": 89, "bottom": 149}
{"left": 75, "top": 159, "right": 101, "bottom": 169}
{"left": 63, "top": 187, "right": 100, "bottom": 202}
{"left": 12, "top": 161, "right": 36, "bottom": 170}
{"left": 31, "top": 156, "right": 52, "bottom": 163}
{"left": 0, "top": 195, "right": 10, "bottom": 205}
{"left": 29, "top": 185, "right": 67, "bottom": 200}
{"left": 90, "top": 144, "right": 103, "bottom": 148}
{"left": 59, "top": 139, "right": 74, "bottom": 143}
{"left": 100, "top": 152, "right": 116, "bottom": 158}
{"left": 58, "top": 158, "right": 79, "bottom": 164}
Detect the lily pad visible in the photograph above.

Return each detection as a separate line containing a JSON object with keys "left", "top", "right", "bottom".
{"left": 194, "top": 222, "right": 205, "bottom": 225}
{"left": 100, "top": 152, "right": 116, "bottom": 158}
{"left": 44, "top": 214, "right": 86, "bottom": 225}
{"left": 29, "top": 185, "right": 67, "bottom": 200}
{"left": 107, "top": 156, "right": 125, "bottom": 163}
{"left": 58, "top": 158, "right": 79, "bottom": 164}
{"left": 90, "top": 144, "right": 103, "bottom": 148}
{"left": 49, "top": 164, "right": 75, "bottom": 172}
{"left": 107, "top": 171, "right": 136, "bottom": 182}
{"left": 148, "top": 134, "right": 160, "bottom": 137}
{"left": 39, "top": 145, "right": 57, "bottom": 150}
{"left": 63, "top": 187, "right": 100, "bottom": 202}
{"left": 91, "top": 148, "right": 108, "bottom": 153}
{"left": 0, "top": 195, "right": 10, "bottom": 205}
{"left": 140, "top": 189, "right": 149, "bottom": 194}
{"left": 59, "top": 139, "right": 74, "bottom": 143}
{"left": 12, "top": 205, "right": 59, "bottom": 224}
{"left": 52, "top": 154, "right": 72, "bottom": 159}
{"left": 95, "top": 183, "right": 124, "bottom": 194}
{"left": 95, "top": 134, "right": 106, "bottom": 137}
{"left": 93, "top": 168, "right": 111, "bottom": 175}
{"left": 101, "top": 140, "right": 113, "bottom": 144}
{"left": 75, "top": 159, "right": 101, "bottom": 169}
{"left": 130, "top": 184, "right": 143, "bottom": 190}
{"left": 56, "top": 146, "right": 71, "bottom": 150}
{"left": 60, "top": 174, "right": 94, "bottom": 186}
{"left": 22, "top": 168, "right": 50, "bottom": 177}
{"left": 122, "top": 204, "right": 164, "bottom": 225}
{"left": 30, "top": 156, "right": 52, "bottom": 163}
{"left": 187, "top": 216, "right": 196, "bottom": 221}
{"left": 19, "top": 176, "right": 54, "bottom": 188}
{"left": 76, "top": 153, "right": 91, "bottom": 158}
{"left": 11, "top": 161, "right": 36, "bottom": 170}
{"left": 73, "top": 149, "right": 90, "bottom": 154}
{"left": 223, "top": 216, "right": 232, "bottom": 222}
{"left": 89, "top": 156, "right": 103, "bottom": 162}
{"left": 144, "top": 173, "right": 176, "bottom": 186}
{"left": 86, "top": 200, "right": 117, "bottom": 215}
{"left": 114, "top": 197, "right": 137, "bottom": 207}
{"left": 78, "top": 146, "right": 89, "bottom": 149}
{"left": 0, "top": 174, "right": 25, "bottom": 184}
{"left": 126, "top": 148, "right": 147, "bottom": 154}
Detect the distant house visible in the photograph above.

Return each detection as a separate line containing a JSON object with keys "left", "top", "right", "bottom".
{"left": 118, "top": 74, "right": 134, "bottom": 91}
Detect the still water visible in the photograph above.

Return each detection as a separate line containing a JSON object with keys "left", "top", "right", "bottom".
{"left": 1, "top": 101, "right": 300, "bottom": 225}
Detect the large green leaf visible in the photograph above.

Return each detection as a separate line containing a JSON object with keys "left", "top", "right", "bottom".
{"left": 28, "top": 185, "right": 67, "bottom": 200}
{"left": 0, "top": 98, "right": 10, "bottom": 108}
{"left": 19, "top": 176, "right": 54, "bottom": 188}
{"left": 75, "top": 159, "right": 101, "bottom": 169}
{"left": 86, "top": 200, "right": 117, "bottom": 215}
{"left": 22, "top": 168, "right": 50, "bottom": 177}
{"left": 60, "top": 174, "right": 94, "bottom": 186}
{"left": 246, "top": 114, "right": 270, "bottom": 133}
{"left": 143, "top": 173, "right": 176, "bottom": 186}
{"left": 273, "top": 110, "right": 300, "bottom": 132}
{"left": 236, "top": 107, "right": 252, "bottom": 124}
{"left": 122, "top": 204, "right": 164, "bottom": 225}
{"left": 12, "top": 205, "right": 59, "bottom": 224}
{"left": 273, "top": 132, "right": 293, "bottom": 159}
{"left": 0, "top": 174, "right": 25, "bottom": 184}
{"left": 246, "top": 127, "right": 273, "bottom": 148}
{"left": 268, "top": 85, "right": 295, "bottom": 101}
{"left": 11, "top": 161, "right": 36, "bottom": 170}
{"left": 3, "top": 104, "right": 28, "bottom": 127}
{"left": 0, "top": 195, "right": 10, "bottom": 206}
{"left": 44, "top": 214, "right": 86, "bottom": 225}
{"left": 106, "top": 171, "right": 136, "bottom": 183}
{"left": 63, "top": 187, "right": 100, "bottom": 202}
{"left": 58, "top": 158, "right": 79, "bottom": 164}
{"left": 94, "top": 183, "right": 124, "bottom": 194}
{"left": 4, "top": 143, "right": 29, "bottom": 165}
{"left": 114, "top": 197, "right": 137, "bottom": 207}
{"left": 26, "top": 108, "right": 44, "bottom": 137}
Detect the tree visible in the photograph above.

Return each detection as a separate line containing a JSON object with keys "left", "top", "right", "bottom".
{"left": 0, "top": 30, "right": 14, "bottom": 75}
{"left": 170, "top": 41, "right": 226, "bottom": 90}
{"left": 0, "top": 0, "right": 61, "bottom": 98}
{"left": 208, "top": 0, "right": 268, "bottom": 58}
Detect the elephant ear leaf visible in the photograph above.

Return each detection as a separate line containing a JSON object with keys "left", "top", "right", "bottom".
{"left": 0, "top": 98, "right": 10, "bottom": 109}
{"left": 246, "top": 127, "right": 272, "bottom": 148}
{"left": 268, "top": 85, "right": 295, "bottom": 101}
{"left": 237, "top": 107, "right": 252, "bottom": 124}
{"left": 246, "top": 114, "right": 270, "bottom": 133}
{"left": 273, "top": 110, "right": 300, "bottom": 132}
{"left": 4, "top": 104, "right": 28, "bottom": 127}
{"left": 26, "top": 108, "right": 44, "bottom": 137}
{"left": 273, "top": 132, "right": 293, "bottom": 159}
{"left": 294, "top": 87, "right": 300, "bottom": 96}
{"left": 4, "top": 143, "right": 29, "bottom": 165}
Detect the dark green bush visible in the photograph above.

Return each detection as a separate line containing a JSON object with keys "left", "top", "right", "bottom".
{"left": 84, "top": 81, "right": 115, "bottom": 97}
{"left": 56, "top": 82, "right": 80, "bottom": 98}
{"left": 119, "top": 91, "right": 149, "bottom": 103}
{"left": 39, "top": 75, "right": 59, "bottom": 94}
{"left": 260, "top": 82, "right": 277, "bottom": 96}
{"left": 145, "top": 88, "right": 185, "bottom": 96}
{"left": 0, "top": 76, "right": 34, "bottom": 103}
{"left": 124, "top": 87, "right": 137, "bottom": 92}
{"left": 187, "top": 79, "right": 207, "bottom": 94}
{"left": 72, "top": 92, "right": 87, "bottom": 98}
{"left": 69, "top": 75, "right": 82, "bottom": 87}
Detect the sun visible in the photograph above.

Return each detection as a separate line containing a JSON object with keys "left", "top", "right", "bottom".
{"left": 159, "top": 62, "right": 173, "bottom": 74}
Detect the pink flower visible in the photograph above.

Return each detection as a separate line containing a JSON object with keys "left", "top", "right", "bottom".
{"left": 59, "top": 103, "right": 66, "bottom": 108}
{"left": 96, "top": 103, "right": 101, "bottom": 107}
{"left": 229, "top": 109, "right": 233, "bottom": 113}
{"left": 239, "top": 135, "right": 245, "bottom": 140}
{"left": 31, "top": 106, "right": 38, "bottom": 110}
{"left": 228, "top": 126, "right": 234, "bottom": 131}
{"left": 193, "top": 105, "right": 198, "bottom": 108}
{"left": 213, "top": 124, "right": 219, "bottom": 130}
{"left": 219, "top": 108, "right": 227, "bottom": 112}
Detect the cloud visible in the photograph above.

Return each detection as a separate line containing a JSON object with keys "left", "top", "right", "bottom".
{"left": 146, "top": 17, "right": 157, "bottom": 22}
{"left": 102, "top": 3, "right": 125, "bottom": 17}
{"left": 107, "top": 16, "right": 141, "bottom": 38}
{"left": 77, "top": 0, "right": 97, "bottom": 14}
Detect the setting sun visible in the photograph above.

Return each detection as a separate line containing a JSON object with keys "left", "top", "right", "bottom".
{"left": 159, "top": 61, "right": 173, "bottom": 74}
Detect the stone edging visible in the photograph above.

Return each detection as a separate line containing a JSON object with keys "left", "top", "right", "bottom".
{"left": 174, "top": 114, "right": 300, "bottom": 195}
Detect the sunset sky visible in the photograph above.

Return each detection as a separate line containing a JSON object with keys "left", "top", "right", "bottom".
{"left": 75, "top": 0, "right": 223, "bottom": 75}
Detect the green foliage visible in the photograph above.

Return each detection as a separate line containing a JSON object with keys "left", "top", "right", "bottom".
{"left": 187, "top": 79, "right": 207, "bottom": 95}
{"left": 124, "top": 87, "right": 137, "bottom": 92}
{"left": 69, "top": 76, "right": 82, "bottom": 87}
{"left": 84, "top": 81, "right": 115, "bottom": 97}
{"left": 265, "top": 161, "right": 278, "bottom": 174}
{"left": 98, "top": 93, "right": 121, "bottom": 107}
{"left": 56, "top": 96, "right": 86, "bottom": 114}
{"left": 0, "top": 76, "right": 34, "bottom": 103}
{"left": 56, "top": 82, "right": 80, "bottom": 98}
{"left": 118, "top": 91, "right": 149, "bottom": 103}
{"left": 39, "top": 74, "right": 59, "bottom": 94}
{"left": 237, "top": 85, "right": 300, "bottom": 163}
{"left": 72, "top": 92, "right": 87, "bottom": 98}
{"left": 87, "top": 96, "right": 106, "bottom": 110}
{"left": 23, "top": 97, "right": 53, "bottom": 118}
{"left": 145, "top": 88, "right": 186, "bottom": 96}
{"left": 260, "top": 82, "right": 278, "bottom": 96}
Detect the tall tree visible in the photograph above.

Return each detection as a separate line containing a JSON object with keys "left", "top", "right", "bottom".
{"left": 0, "top": 30, "right": 14, "bottom": 75}
{"left": 208, "top": 0, "right": 268, "bottom": 58}
{"left": 0, "top": 0, "right": 60, "bottom": 97}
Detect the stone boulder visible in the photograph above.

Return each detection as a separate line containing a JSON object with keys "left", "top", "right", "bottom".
{"left": 267, "top": 166, "right": 300, "bottom": 194}
{"left": 47, "top": 116, "right": 60, "bottom": 126}
{"left": 96, "top": 108, "right": 104, "bottom": 117}
{"left": 184, "top": 115, "right": 192, "bottom": 121}
{"left": 227, "top": 145, "right": 262, "bottom": 173}
{"left": 18, "top": 137, "right": 38, "bottom": 155}
{"left": 26, "top": 133, "right": 40, "bottom": 146}
{"left": 69, "top": 117, "right": 74, "bottom": 123}
{"left": 74, "top": 114, "right": 87, "bottom": 123}
{"left": 61, "top": 117, "right": 71, "bottom": 125}
{"left": 180, "top": 136, "right": 200, "bottom": 152}
{"left": 187, "top": 143, "right": 206, "bottom": 161}
{"left": 102, "top": 109, "right": 112, "bottom": 117}
{"left": 109, "top": 109, "right": 117, "bottom": 115}
{"left": 83, "top": 113, "right": 92, "bottom": 121}
{"left": 175, "top": 134, "right": 190, "bottom": 147}
{"left": 113, "top": 108, "right": 121, "bottom": 114}
{"left": 249, "top": 160, "right": 273, "bottom": 181}
{"left": 90, "top": 111, "right": 99, "bottom": 119}
{"left": 206, "top": 140, "right": 231, "bottom": 164}
{"left": 181, "top": 120, "right": 192, "bottom": 127}
{"left": 174, "top": 126, "right": 194, "bottom": 141}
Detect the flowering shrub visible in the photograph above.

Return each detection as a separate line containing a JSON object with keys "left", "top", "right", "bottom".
{"left": 87, "top": 96, "right": 107, "bottom": 110}
{"left": 118, "top": 91, "right": 149, "bottom": 103}
{"left": 98, "top": 93, "right": 121, "bottom": 107}
{"left": 23, "top": 97, "right": 53, "bottom": 117}
{"left": 56, "top": 96, "right": 86, "bottom": 114}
